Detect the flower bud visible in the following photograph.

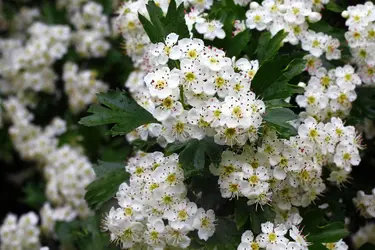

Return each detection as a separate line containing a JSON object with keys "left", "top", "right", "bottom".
{"left": 342, "top": 10, "right": 349, "bottom": 18}
{"left": 308, "top": 12, "right": 322, "bottom": 23}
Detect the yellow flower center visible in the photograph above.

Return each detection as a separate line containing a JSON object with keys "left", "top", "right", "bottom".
{"left": 162, "top": 97, "right": 173, "bottom": 108}
{"left": 178, "top": 210, "right": 188, "bottom": 220}
{"left": 224, "top": 128, "right": 236, "bottom": 138}
{"left": 124, "top": 207, "right": 133, "bottom": 216}
{"left": 166, "top": 173, "right": 176, "bottom": 184}
{"left": 175, "top": 122, "right": 185, "bottom": 133}
{"left": 309, "top": 129, "right": 318, "bottom": 138}
{"left": 343, "top": 153, "right": 351, "bottom": 161}
{"left": 307, "top": 96, "right": 316, "bottom": 104}
{"left": 249, "top": 175, "right": 259, "bottom": 184}
{"left": 188, "top": 49, "right": 197, "bottom": 58}
{"left": 201, "top": 218, "right": 210, "bottom": 228}
{"left": 268, "top": 233, "right": 277, "bottom": 242}
{"left": 215, "top": 77, "right": 225, "bottom": 87}
{"left": 185, "top": 72, "right": 196, "bottom": 81}
{"left": 155, "top": 80, "right": 166, "bottom": 90}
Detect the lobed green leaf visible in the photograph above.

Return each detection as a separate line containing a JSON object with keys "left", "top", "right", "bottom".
{"left": 85, "top": 168, "right": 129, "bottom": 210}
{"left": 79, "top": 90, "right": 157, "bottom": 136}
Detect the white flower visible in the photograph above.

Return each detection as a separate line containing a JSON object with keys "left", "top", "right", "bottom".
{"left": 246, "top": 8, "right": 272, "bottom": 31}
{"left": 153, "top": 94, "right": 184, "bottom": 121}
{"left": 192, "top": 208, "right": 216, "bottom": 241}
{"left": 256, "top": 222, "right": 288, "bottom": 249}
{"left": 237, "top": 230, "right": 261, "bottom": 250}
{"left": 335, "top": 65, "right": 362, "bottom": 91}
{"left": 301, "top": 31, "right": 328, "bottom": 57}
{"left": 162, "top": 111, "right": 205, "bottom": 143}
{"left": 150, "top": 33, "right": 181, "bottom": 65}
{"left": 289, "top": 226, "right": 308, "bottom": 248}
{"left": 196, "top": 19, "right": 226, "bottom": 40}
{"left": 235, "top": 58, "right": 259, "bottom": 80}
{"left": 298, "top": 117, "right": 323, "bottom": 142}
{"left": 165, "top": 225, "right": 191, "bottom": 248}
{"left": 144, "top": 67, "right": 180, "bottom": 98}
{"left": 283, "top": 1, "right": 311, "bottom": 25}
{"left": 144, "top": 218, "right": 166, "bottom": 249}
{"left": 323, "top": 239, "right": 349, "bottom": 250}
{"left": 333, "top": 143, "right": 361, "bottom": 171}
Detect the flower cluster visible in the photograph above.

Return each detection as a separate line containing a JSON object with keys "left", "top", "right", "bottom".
{"left": 63, "top": 62, "right": 108, "bottom": 113}
{"left": 212, "top": 116, "right": 361, "bottom": 208}
{"left": 353, "top": 188, "right": 375, "bottom": 218}
{"left": 3, "top": 98, "right": 64, "bottom": 162}
{"left": 40, "top": 203, "right": 77, "bottom": 235}
{"left": 238, "top": 221, "right": 348, "bottom": 250}
{"left": 10, "top": 7, "right": 40, "bottom": 36}
{"left": 3, "top": 97, "right": 95, "bottom": 230}
{"left": 127, "top": 34, "right": 264, "bottom": 147}
{"left": 0, "top": 22, "right": 70, "bottom": 96}
{"left": 297, "top": 64, "right": 362, "bottom": 121}
{"left": 245, "top": 0, "right": 341, "bottom": 60}
{"left": 116, "top": 0, "right": 151, "bottom": 66}
{"left": 70, "top": 1, "right": 111, "bottom": 57}
{"left": 0, "top": 212, "right": 41, "bottom": 250}
{"left": 103, "top": 151, "right": 216, "bottom": 249}
{"left": 238, "top": 223, "right": 308, "bottom": 250}
{"left": 342, "top": 2, "right": 375, "bottom": 86}
{"left": 352, "top": 223, "right": 375, "bottom": 248}
{"left": 57, "top": 0, "right": 89, "bottom": 12}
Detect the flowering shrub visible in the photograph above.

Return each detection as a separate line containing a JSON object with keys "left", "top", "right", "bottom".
{"left": 1, "top": 0, "right": 375, "bottom": 250}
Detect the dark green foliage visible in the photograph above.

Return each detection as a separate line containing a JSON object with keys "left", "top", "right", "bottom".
{"left": 21, "top": 182, "right": 47, "bottom": 210}
{"left": 79, "top": 90, "right": 157, "bottom": 136}
{"left": 251, "top": 56, "right": 305, "bottom": 100}
{"left": 138, "top": 0, "right": 190, "bottom": 43}
{"left": 84, "top": 168, "right": 129, "bottom": 210}
{"left": 257, "top": 30, "right": 288, "bottom": 64}
{"left": 92, "top": 160, "right": 125, "bottom": 178}
{"left": 167, "top": 138, "right": 223, "bottom": 178}
{"left": 263, "top": 108, "right": 298, "bottom": 138}
{"left": 55, "top": 215, "right": 117, "bottom": 250}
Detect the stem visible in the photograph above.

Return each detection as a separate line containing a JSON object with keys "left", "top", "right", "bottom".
{"left": 179, "top": 85, "right": 188, "bottom": 109}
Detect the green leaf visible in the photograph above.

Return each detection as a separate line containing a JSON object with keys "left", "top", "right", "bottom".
{"left": 165, "top": 141, "right": 190, "bottom": 154}
{"left": 189, "top": 175, "right": 224, "bottom": 210}
{"left": 265, "top": 99, "right": 294, "bottom": 108}
{"left": 138, "top": 13, "right": 164, "bottom": 43}
{"left": 249, "top": 205, "right": 276, "bottom": 234}
{"left": 55, "top": 221, "right": 81, "bottom": 247}
{"left": 55, "top": 216, "right": 118, "bottom": 250}
{"left": 263, "top": 108, "right": 298, "bottom": 138}
{"left": 93, "top": 161, "right": 125, "bottom": 178}
{"left": 79, "top": 90, "right": 157, "bottom": 136}
{"left": 139, "top": 0, "right": 189, "bottom": 43}
{"left": 261, "top": 58, "right": 306, "bottom": 100}
{"left": 359, "top": 243, "right": 375, "bottom": 250}
{"left": 164, "top": 0, "right": 190, "bottom": 39}
{"left": 326, "top": 1, "right": 344, "bottom": 13}
{"left": 353, "top": 87, "right": 375, "bottom": 120}
{"left": 307, "top": 222, "right": 349, "bottom": 243}
{"left": 235, "top": 199, "right": 251, "bottom": 230}
{"left": 251, "top": 55, "right": 292, "bottom": 97}
{"left": 257, "top": 30, "right": 288, "bottom": 63}
{"left": 21, "top": 182, "right": 47, "bottom": 210}
{"left": 309, "top": 243, "right": 330, "bottom": 250}
{"left": 179, "top": 138, "right": 223, "bottom": 174}
{"left": 263, "top": 108, "right": 298, "bottom": 123}
{"left": 85, "top": 168, "right": 129, "bottom": 210}
{"left": 226, "top": 30, "right": 251, "bottom": 58}
{"left": 201, "top": 217, "right": 242, "bottom": 249}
